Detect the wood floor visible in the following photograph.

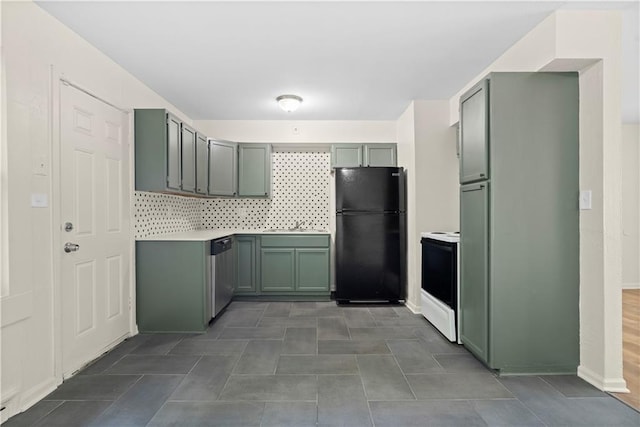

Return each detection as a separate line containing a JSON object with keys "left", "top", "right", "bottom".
{"left": 613, "top": 289, "right": 640, "bottom": 410}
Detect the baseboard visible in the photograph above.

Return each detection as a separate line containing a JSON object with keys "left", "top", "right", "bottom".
{"left": 622, "top": 282, "right": 640, "bottom": 290}
{"left": 0, "top": 377, "right": 60, "bottom": 424}
{"left": 20, "top": 377, "right": 61, "bottom": 411}
{"left": 405, "top": 299, "right": 420, "bottom": 314}
{"left": 64, "top": 331, "right": 131, "bottom": 379}
{"left": 577, "top": 365, "right": 629, "bottom": 393}
{"left": 603, "top": 379, "right": 630, "bottom": 393}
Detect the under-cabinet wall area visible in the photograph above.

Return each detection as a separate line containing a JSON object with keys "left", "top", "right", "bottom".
{"left": 134, "top": 192, "right": 202, "bottom": 238}
{"left": 134, "top": 151, "right": 331, "bottom": 238}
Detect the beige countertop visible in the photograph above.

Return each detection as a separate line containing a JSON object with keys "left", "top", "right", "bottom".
{"left": 136, "top": 229, "right": 330, "bottom": 242}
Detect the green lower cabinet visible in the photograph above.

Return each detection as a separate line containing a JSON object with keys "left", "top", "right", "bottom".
{"left": 261, "top": 248, "right": 330, "bottom": 294}
{"left": 136, "top": 241, "right": 210, "bottom": 333}
{"left": 261, "top": 248, "right": 295, "bottom": 292}
{"left": 296, "top": 249, "right": 330, "bottom": 292}
{"left": 247, "top": 234, "right": 330, "bottom": 297}
{"left": 235, "top": 236, "right": 258, "bottom": 295}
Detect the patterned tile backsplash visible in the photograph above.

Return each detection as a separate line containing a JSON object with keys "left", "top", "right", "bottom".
{"left": 134, "top": 152, "right": 330, "bottom": 238}
{"left": 134, "top": 192, "right": 201, "bottom": 238}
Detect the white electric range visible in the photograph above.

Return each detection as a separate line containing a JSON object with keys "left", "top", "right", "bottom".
{"left": 420, "top": 231, "right": 461, "bottom": 343}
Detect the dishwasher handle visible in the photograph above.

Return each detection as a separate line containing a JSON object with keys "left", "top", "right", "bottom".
{"left": 212, "top": 237, "right": 233, "bottom": 254}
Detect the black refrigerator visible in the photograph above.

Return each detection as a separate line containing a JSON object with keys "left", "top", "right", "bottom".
{"left": 335, "top": 167, "right": 406, "bottom": 303}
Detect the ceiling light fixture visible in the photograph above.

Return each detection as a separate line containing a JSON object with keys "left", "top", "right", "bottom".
{"left": 276, "top": 94, "right": 303, "bottom": 112}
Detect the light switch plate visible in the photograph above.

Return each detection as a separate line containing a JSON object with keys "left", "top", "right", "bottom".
{"left": 579, "top": 190, "right": 592, "bottom": 210}
{"left": 31, "top": 193, "right": 48, "bottom": 208}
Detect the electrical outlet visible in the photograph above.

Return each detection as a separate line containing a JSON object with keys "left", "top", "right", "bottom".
{"left": 238, "top": 207, "right": 247, "bottom": 218}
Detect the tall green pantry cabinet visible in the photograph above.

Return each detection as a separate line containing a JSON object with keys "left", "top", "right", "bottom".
{"left": 459, "top": 72, "right": 580, "bottom": 374}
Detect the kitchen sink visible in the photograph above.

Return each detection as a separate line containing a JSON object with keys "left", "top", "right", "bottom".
{"left": 263, "top": 228, "right": 327, "bottom": 233}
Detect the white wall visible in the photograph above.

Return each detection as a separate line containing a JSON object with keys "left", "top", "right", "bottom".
{"left": 194, "top": 120, "right": 396, "bottom": 144}
{"left": 448, "top": 10, "right": 626, "bottom": 391}
{"left": 396, "top": 101, "right": 459, "bottom": 312}
{"left": 558, "top": 11, "right": 625, "bottom": 393}
{"left": 395, "top": 103, "right": 417, "bottom": 310}
{"left": 622, "top": 124, "right": 639, "bottom": 289}
{"left": 413, "top": 101, "right": 459, "bottom": 235}
{"left": 0, "top": 2, "right": 190, "bottom": 421}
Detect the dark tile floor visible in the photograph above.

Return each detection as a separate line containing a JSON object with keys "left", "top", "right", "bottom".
{"left": 5, "top": 301, "right": 639, "bottom": 426}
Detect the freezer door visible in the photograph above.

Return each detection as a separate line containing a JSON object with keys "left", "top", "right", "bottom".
{"left": 335, "top": 212, "right": 406, "bottom": 302}
{"left": 459, "top": 182, "right": 489, "bottom": 364}
{"left": 335, "top": 167, "right": 405, "bottom": 212}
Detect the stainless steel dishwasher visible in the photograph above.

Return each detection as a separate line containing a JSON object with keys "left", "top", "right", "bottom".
{"left": 211, "top": 236, "right": 234, "bottom": 319}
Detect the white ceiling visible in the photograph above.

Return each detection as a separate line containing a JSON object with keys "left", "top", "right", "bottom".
{"left": 36, "top": 1, "right": 639, "bottom": 122}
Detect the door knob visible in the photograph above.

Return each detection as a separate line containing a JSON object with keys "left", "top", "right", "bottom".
{"left": 64, "top": 242, "right": 80, "bottom": 253}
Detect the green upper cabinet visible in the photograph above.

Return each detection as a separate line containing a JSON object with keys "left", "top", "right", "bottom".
{"left": 331, "top": 143, "right": 396, "bottom": 168}
{"left": 331, "top": 144, "right": 363, "bottom": 167}
{"left": 459, "top": 79, "right": 489, "bottom": 184}
{"left": 181, "top": 124, "right": 197, "bottom": 193}
{"left": 238, "top": 144, "right": 272, "bottom": 197}
{"left": 135, "top": 109, "right": 203, "bottom": 195}
{"left": 195, "top": 132, "right": 209, "bottom": 195}
{"left": 363, "top": 144, "right": 397, "bottom": 167}
{"left": 209, "top": 140, "right": 237, "bottom": 197}
{"left": 166, "top": 114, "right": 182, "bottom": 190}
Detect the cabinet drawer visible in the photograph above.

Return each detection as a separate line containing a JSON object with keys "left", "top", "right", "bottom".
{"left": 260, "top": 235, "right": 329, "bottom": 248}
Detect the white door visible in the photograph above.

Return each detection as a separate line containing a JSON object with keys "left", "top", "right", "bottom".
{"left": 60, "top": 83, "right": 131, "bottom": 377}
